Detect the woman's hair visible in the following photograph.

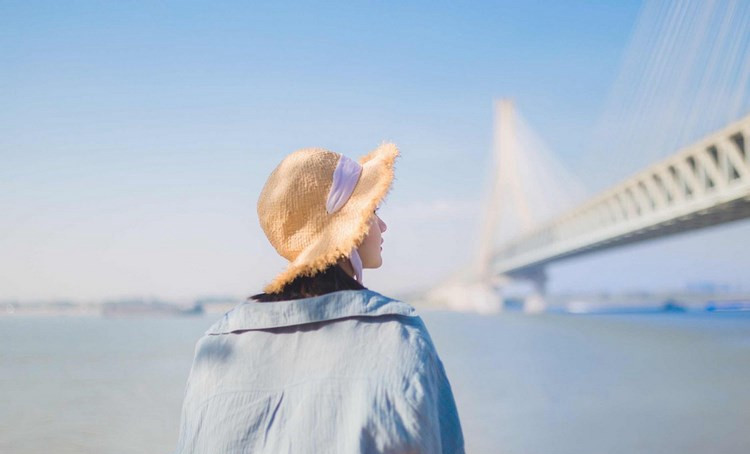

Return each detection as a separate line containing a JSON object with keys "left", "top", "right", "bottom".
{"left": 248, "top": 262, "right": 366, "bottom": 302}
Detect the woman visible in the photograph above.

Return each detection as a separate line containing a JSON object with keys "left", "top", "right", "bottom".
{"left": 175, "top": 143, "right": 465, "bottom": 453}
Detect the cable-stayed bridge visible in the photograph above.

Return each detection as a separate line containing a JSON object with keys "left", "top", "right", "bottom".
{"left": 493, "top": 103, "right": 750, "bottom": 303}
{"left": 424, "top": 103, "right": 750, "bottom": 313}
{"left": 422, "top": 0, "right": 750, "bottom": 312}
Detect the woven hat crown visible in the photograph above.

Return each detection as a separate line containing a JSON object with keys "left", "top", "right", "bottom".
{"left": 257, "top": 148, "right": 339, "bottom": 261}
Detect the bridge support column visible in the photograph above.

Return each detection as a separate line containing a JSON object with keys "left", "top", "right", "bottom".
{"left": 523, "top": 268, "right": 547, "bottom": 314}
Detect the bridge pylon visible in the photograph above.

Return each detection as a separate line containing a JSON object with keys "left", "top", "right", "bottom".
{"left": 484, "top": 99, "right": 550, "bottom": 312}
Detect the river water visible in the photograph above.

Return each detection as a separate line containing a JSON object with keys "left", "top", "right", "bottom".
{"left": 1, "top": 309, "right": 749, "bottom": 453}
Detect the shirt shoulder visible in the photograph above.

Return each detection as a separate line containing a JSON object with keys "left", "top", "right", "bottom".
{"left": 204, "top": 289, "right": 418, "bottom": 334}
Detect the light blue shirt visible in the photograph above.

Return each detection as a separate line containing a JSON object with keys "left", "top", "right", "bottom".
{"left": 175, "top": 289, "right": 465, "bottom": 453}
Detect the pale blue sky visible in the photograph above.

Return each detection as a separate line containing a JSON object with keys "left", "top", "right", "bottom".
{"left": 2, "top": 0, "right": 749, "bottom": 302}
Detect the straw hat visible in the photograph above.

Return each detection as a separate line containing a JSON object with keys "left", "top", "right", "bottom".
{"left": 257, "top": 142, "right": 399, "bottom": 294}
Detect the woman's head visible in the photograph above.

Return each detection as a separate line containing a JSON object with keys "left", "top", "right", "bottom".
{"left": 253, "top": 143, "right": 399, "bottom": 298}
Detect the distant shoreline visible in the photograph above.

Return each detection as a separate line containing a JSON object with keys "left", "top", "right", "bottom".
{"left": 4, "top": 291, "right": 750, "bottom": 317}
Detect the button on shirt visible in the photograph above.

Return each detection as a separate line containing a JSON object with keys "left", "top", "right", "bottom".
{"left": 175, "top": 289, "right": 465, "bottom": 453}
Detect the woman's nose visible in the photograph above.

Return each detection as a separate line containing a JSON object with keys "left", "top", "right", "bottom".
{"left": 379, "top": 218, "right": 387, "bottom": 232}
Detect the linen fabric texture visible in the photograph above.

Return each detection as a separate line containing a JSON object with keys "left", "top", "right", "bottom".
{"left": 174, "top": 289, "right": 465, "bottom": 453}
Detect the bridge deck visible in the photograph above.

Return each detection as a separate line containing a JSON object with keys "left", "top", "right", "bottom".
{"left": 494, "top": 114, "right": 750, "bottom": 276}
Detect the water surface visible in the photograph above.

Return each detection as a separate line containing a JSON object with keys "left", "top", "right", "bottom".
{"left": 1, "top": 310, "right": 748, "bottom": 453}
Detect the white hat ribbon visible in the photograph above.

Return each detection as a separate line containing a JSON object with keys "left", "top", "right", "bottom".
{"left": 326, "top": 154, "right": 364, "bottom": 283}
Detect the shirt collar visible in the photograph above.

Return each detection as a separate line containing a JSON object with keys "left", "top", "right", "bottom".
{"left": 205, "top": 289, "right": 417, "bottom": 334}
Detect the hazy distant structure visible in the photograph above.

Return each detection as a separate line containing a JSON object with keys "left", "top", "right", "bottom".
{"left": 423, "top": 100, "right": 586, "bottom": 313}
{"left": 424, "top": 0, "right": 750, "bottom": 313}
